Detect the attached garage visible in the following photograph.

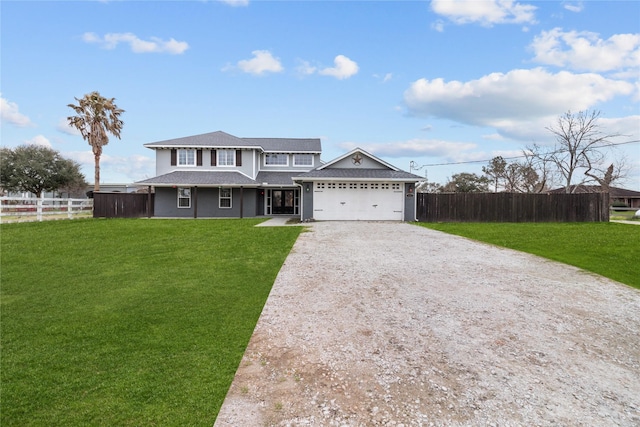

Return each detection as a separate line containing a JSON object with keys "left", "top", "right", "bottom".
{"left": 294, "top": 148, "right": 424, "bottom": 222}
{"left": 312, "top": 181, "right": 404, "bottom": 220}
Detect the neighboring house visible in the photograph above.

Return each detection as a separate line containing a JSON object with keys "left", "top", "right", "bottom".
{"left": 136, "top": 131, "right": 424, "bottom": 221}
{"left": 548, "top": 185, "right": 640, "bottom": 208}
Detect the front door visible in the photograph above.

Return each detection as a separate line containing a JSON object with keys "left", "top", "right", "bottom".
{"left": 272, "top": 190, "right": 295, "bottom": 215}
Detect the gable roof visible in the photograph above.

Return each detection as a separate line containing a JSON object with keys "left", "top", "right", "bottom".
{"left": 144, "top": 131, "right": 252, "bottom": 149}
{"left": 316, "top": 147, "right": 400, "bottom": 171}
{"left": 144, "top": 130, "right": 321, "bottom": 152}
{"left": 294, "top": 168, "right": 423, "bottom": 181}
{"left": 293, "top": 147, "right": 424, "bottom": 181}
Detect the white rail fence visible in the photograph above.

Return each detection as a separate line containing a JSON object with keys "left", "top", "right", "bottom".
{"left": 0, "top": 197, "right": 93, "bottom": 223}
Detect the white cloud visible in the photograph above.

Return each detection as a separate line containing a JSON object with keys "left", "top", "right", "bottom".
{"left": 65, "top": 151, "right": 95, "bottom": 167}
{"left": 404, "top": 68, "right": 635, "bottom": 136}
{"left": 319, "top": 55, "right": 359, "bottom": 80}
{"left": 234, "top": 50, "right": 284, "bottom": 75}
{"left": 373, "top": 73, "right": 393, "bottom": 83}
{"left": 599, "top": 115, "right": 640, "bottom": 140}
{"left": 0, "top": 95, "right": 34, "bottom": 127}
{"left": 431, "top": 19, "right": 445, "bottom": 32}
{"left": 218, "top": 0, "right": 249, "bottom": 6}
{"left": 295, "top": 59, "right": 317, "bottom": 76}
{"left": 562, "top": 1, "right": 584, "bottom": 13}
{"left": 482, "top": 133, "right": 506, "bottom": 140}
{"left": 66, "top": 151, "right": 155, "bottom": 183}
{"left": 25, "top": 135, "right": 52, "bottom": 148}
{"left": 57, "top": 118, "right": 81, "bottom": 136}
{"left": 107, "top": 154, "right": 156, "bottom": 180}
{"left": 338, "top": 138, "right": 478, "bottom": 158}
{"left": 530, "top": 28, "right": 640, "bottom": 72}
{"left": 82, "top": 32, "right": 189, "bottom": 54}
{"left": 430, "top": 0, "right": 537, "bottom": 27}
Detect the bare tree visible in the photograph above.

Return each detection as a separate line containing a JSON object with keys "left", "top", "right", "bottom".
{"left": 67, "top": 91, "right": 124, "bottom": 191}
{"left": 545, "top": 110, "right": 621, "bottom": 193}
{"left": 583, "top": 152, "right": 628, "bottom": 193}
{"left": 520, "top": 143, "right": 556, "bottom": 193}
{"left": 482, "top": 156, "right": 507, "bottom": 192}
{"left": 502, "top": 161, "right": 546, "bottom": 193}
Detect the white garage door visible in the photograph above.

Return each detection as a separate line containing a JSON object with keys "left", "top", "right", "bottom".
{"left": 313, "top": 182, "right": 404, "bottom": 220}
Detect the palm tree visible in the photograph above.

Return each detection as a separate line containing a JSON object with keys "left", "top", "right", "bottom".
{"left": 67, "top": 91, "right": 124, "bottom": 191}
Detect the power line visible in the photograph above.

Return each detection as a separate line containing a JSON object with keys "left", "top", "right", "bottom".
{"left": 419, "top": 139, "right": 640, "bottom": 168}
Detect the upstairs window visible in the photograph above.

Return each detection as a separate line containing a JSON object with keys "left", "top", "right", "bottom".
{"left": 294, "top": 154, "right": 313, "bottom": 166}
{"left": 265, "top": 153, "right": 288, "bottom": 166}
{"left": 178, "top": 149, "right": 196, "bottom": 166}
{"left": 218, "top": 150, "right": 236, "bottom": 166}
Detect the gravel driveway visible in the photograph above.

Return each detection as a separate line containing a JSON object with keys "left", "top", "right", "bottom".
{"left": 215, "top": 221, "right": 640, "bottom": 426}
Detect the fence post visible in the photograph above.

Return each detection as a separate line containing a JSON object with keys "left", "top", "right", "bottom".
{"left": 68, "top": 199, "right": 73, "bottom": 219}
{"left": 37, "top": 197, "right": 43, "bottom": 221}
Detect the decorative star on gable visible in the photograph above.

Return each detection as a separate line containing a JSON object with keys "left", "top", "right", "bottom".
{"left": 352, "top": 153, "right": 363, "bottom": 165}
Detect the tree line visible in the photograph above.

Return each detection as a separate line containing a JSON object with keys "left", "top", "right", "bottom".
{"left": 1, "top": 99, "right": 631, "bottom": 198}
{"left": 418, "top": 110, "right": 631, "bottom": 194}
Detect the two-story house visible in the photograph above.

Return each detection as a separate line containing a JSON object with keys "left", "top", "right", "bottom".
{"left": 136, "top": 130, "right": 423, "bottom": 221}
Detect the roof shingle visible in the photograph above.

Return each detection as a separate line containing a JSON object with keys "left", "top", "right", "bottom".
{"left": 144, "top": 130, "right": 321, "bottom": 152}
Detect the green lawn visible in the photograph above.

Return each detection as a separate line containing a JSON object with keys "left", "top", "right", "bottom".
{"left": 0, "top": 219, "right": 302, "bottom": 426}
{"left": 609, "top": 209, "right": 639, "bottom": 221}
{"left": 416, "top": 222, "right": 640, "bottom": 289}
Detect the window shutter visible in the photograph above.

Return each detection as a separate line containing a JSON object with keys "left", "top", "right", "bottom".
{"left": 211, "top": 150, "right": 217, "bottom": 166}
{"left": 196, "top": 149, "right": 203, "bottom": 166}
{"left": 236, "top": 150, "right": 242, "bottom": 167}
{"left": 170, "top": 149, "right": 177, "bottom": 166}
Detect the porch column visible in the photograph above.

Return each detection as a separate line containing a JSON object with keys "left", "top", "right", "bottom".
{"left": 147, "top": 186, "right": 152, "bottom": 218}
{"left": 240, "top": 186, "right": 244, "bottom": 219}
{"left": 193, "top": 186, "right": 198, "bottom": 219}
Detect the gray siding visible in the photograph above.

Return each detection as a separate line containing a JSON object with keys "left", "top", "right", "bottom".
{"left": 404, "top": 182, "right": 417, "bottom": 221}
{"left": 154, "top": 187, "right": 259, "bottom": 218}
{"left": 301, "top": 181, "right": 314, "bottom": 220}
{"left": 329, "top": 155, "right": 387, "bottom": 169}
{"left": 155, "top": 148, "right": 257, "bottom": 179}
{"left": 155, "top": 187, "right": 191, "bottom": 217}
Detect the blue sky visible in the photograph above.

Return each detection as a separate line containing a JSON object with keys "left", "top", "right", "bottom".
{"left": 2, "top": 0, "right": 639, "bottom": 190}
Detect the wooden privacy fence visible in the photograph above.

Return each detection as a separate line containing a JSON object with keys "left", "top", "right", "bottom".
{"left": 416, "top": 192, "right": 609, "bottom": 222}
{"left": 93, "top": 192, "right": 154, "bottom": 218}
{"left": 0, "top": 197, "right": 92, "bottom": 222}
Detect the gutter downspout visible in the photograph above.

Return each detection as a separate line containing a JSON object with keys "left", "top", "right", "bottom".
{"left": 295, "top": 182, "right": 304, "bottom": 222}
{"left": 414, "top": 181, "right": 420, "bottom": 222}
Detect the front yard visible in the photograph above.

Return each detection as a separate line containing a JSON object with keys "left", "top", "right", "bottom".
{"left": 2, "top": 219, "right": 638, "bottom": 426}
{"left": 0, "top": 219, "right": 302, "bottom": 426}
{"left": 417, "top": 221, "right": 640, "bottom": 289}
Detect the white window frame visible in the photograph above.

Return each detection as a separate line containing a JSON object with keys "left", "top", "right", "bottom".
{"left": 177, "top": 187, "right": 191, "bottom": 208}
{"left": 217, "top": 150, "right": 235, "bottom": 167}
{"left": 178, "top": 149, "right": 196, "bottom": 166}
{"left": 219, "top": 187, "right": 232, "bottom": 209}
{"left": 264, "top": 153, "right": 289, "bottom": 166}
{"left": 293, "top": 154, "right": 314, "bottom": 167}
